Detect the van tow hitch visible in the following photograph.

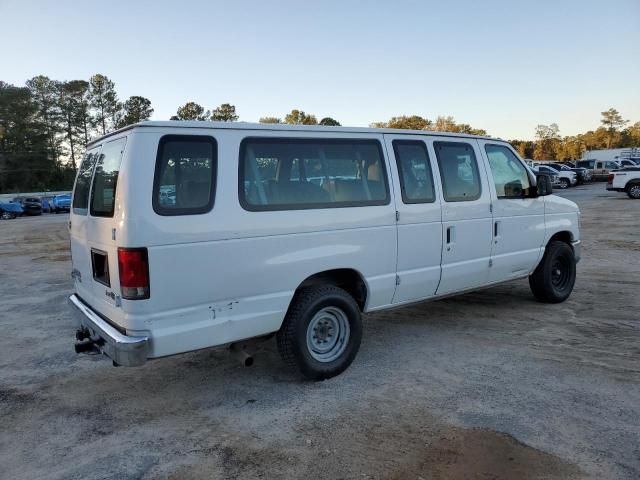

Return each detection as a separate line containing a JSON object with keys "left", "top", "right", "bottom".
{"left": 74, "top": 327, "right": 102, "bottom": 355}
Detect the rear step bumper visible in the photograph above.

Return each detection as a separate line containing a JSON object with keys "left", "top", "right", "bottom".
{"left": 69, "top": 294, "right": 149, "bottom": 366}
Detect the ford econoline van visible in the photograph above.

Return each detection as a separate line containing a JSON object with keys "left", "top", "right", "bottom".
{"left": 70, "top": 122, "right": 581, "bottom": 379}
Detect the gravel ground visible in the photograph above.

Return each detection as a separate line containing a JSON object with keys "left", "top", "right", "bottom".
{"left": 0, "top": 182, "right": 638, "bottom": 479}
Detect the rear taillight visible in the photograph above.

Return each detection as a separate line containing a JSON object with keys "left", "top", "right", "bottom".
{"left": 118, "top": 248, "right": 150, "bottom": 300}
{"left": 608, "top": 174, "right": 614, "bottom": 184}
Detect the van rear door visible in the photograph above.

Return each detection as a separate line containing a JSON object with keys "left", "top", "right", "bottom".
{"left": 86, "top": 137, "right": 127, "bottom": 311}
{"left": 70, "top": 136, "right": 127, "bottom": 322}
{"left": 70, "top": 146, "right": 101, "bottom": 304}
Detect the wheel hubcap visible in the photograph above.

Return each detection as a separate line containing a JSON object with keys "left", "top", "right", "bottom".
{"left": 551, "top": 258, "right": 570, "bottom": 290}
{"left": 306, "top": 306, "right": 350, "bottom": 363}
{"left": 631, "top": 186, "right": 640, "bottom": 198}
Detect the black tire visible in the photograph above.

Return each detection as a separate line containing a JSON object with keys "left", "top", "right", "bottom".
{"left": 529, "top": 241, "right": 576, "bottom": 303}
{"left": 277, "top": 285, "right": 362, "bottom": 380}
{"left": 627, "top": 183, "right": 640, "bottom": 199}
{"left": 558, "top": 178, "right": 570, "bottom": 189}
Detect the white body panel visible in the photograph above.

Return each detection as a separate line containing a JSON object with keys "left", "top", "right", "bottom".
{"left": 610, "top": 170, "right": 640, "bottom": 189}
{"left": 383, "top": 135, "right": 443, "bottom": 303}
{"left": 69, "top": 122, "right": 581, "bottom": 359}
{"left": 435, "top": 139, "right": 493, "bottom": 294}
{"left": 478, "top": 141, "right": 547, "bottom": 283}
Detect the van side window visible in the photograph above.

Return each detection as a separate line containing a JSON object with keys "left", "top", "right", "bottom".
{"left": 72, "top": 146, "right": 101, "bottom": 215}
{"left": 90, "top": 137, "right": 126, "bottom": 217}
{"left": 485, "top": 144, "right": 531, "bottom": 199}
{"left": 433, "top": 142, "right": 481, "bottom": 202}
{"left": 239, "top": 138, "right": 389, "bottom": 210}
{"left": 392, "top": 140, "right": 435, "bottom": 203}
{"left": 153, "top": 135, "right": 217, "bottom": 215}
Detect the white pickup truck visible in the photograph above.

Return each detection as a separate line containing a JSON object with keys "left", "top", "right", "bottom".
{"left": 607, "top": 167, "right": 640, "bottom": 199}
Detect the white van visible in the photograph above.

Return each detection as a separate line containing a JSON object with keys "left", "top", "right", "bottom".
{"left": 70, "top": 122, "right": 581, "bottom": 379}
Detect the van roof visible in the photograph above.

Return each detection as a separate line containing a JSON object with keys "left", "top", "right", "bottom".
{"left": 87, "top": 120, "right": 505, "bottom": 147}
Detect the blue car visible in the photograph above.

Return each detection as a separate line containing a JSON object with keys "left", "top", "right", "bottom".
{"left": 52, "top": 194, "right": 71, "bottom": 213}
{"left": 0, "top": 202, "right": 24, "bottom": 219}
{"left": 40, "top": 197, "right": 53, "bottom": 213}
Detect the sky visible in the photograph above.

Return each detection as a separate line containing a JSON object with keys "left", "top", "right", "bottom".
{"left": 1, "top": 0, "right": 639, "bottom": 140}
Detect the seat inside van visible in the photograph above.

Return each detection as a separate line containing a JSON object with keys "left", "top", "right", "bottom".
{"left": 242, "top": 139, "right": 387, "bottom": 207}
{"left": 266, "top": 180, "right": 329, "bottom": 204}
{"left": 180, "top": 181, "right": 210, "bottom": 208}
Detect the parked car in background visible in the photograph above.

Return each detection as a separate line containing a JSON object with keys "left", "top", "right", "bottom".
{"left": 531, "top": 166, "right": 560, "bottom": 187}
{"left": 0, "top": 201, "right": 24, "bottom": 219}
{"left": 607, "top": 167, "right": 640, "bottom": 199}
{"left": 547, "top": 163, "right": 591, "bottom": 184}
{"left": 12, "top": 197, "right": 42, "bottom": 215}
{"left": 619, "top": 159, "right": 640, "bottom": 168}
{"left": 40, "top": 196, "right": 53, "bottom": 213}
{"left": 532, "top": 164, "right": 577, "bottom": 189}
{"left": 576, "top": 159, "right": 621, "bottom": 181}
{"left": 52, "top": 194, "right": 71, "bottom": 213}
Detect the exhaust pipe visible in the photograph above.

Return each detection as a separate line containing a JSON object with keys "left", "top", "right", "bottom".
{"left": 230, "top": 343, "right": 254, "bottom": 367}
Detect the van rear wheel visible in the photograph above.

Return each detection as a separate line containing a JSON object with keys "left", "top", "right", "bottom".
{"left": 529, "top": 241, "right": 576, "bottom": 303}
{"left": 277, "top": 285, "right": 362, "bottom": 380}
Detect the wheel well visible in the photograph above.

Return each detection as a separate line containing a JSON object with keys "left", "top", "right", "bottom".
{"left": 626, "top": 179, "right": 640, "bottom": 191}
{"left": 549, "top": 231, "right": 573, "bottom": 246}
{"left": 296, "top": 269, "right": 368, "bottom": 310}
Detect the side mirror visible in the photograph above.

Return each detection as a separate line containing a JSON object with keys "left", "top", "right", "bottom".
{"left": 536, "top": 174, "right": 553, "bottom": 196}
{"left": 504, "top": 180, "right": 524, "bottom": 198}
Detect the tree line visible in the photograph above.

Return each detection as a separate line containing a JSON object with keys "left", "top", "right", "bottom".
{"left": 510, "top": 109, "right": 640, "bottom": 161}
{"left": 0, "top": 74, "right": 154, "bottom": 192}
{"left": 1, "top": 72, "right": 638, "bottom": 193}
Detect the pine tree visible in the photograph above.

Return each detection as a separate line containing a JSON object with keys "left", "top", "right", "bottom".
{"left": 88, "top": 74, "right": 119, "bottom": 134}
{"left": 118, "top": 96, "right": 154, "bottom": 127}
{"left": 173, "top": 102, "right": 209, "bottom": 120}
{"left": 210, "top": 103, "right": 238, "bottom": 121}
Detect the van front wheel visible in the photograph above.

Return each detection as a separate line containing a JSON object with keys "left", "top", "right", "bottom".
{"left": 529, "top": 241, "right": 576, "bottom": 303}
{"left": 277, "top": 285, "right": 362, "bottom": 380}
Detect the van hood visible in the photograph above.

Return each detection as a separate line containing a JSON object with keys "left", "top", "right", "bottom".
{"left": 545, "top": 194, "right": 579, "bottom": 214}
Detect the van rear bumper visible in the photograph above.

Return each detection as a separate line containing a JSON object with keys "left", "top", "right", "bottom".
{"left": 69, "top": 294, "right": 149, "bottom": 366}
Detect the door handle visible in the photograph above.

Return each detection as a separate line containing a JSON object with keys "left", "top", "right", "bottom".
{"left": 494, "top": 221, "right": 501, "bottom": 243}
{"left": 446, "top": 226, "right": 455, "bottom": 250}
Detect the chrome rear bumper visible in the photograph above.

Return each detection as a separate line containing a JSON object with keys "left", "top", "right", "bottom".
{"left": 69, "top": 294, "right": 149, "bottom": 366}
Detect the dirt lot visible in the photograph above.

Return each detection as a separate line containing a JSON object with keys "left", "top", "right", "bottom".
{"left": 0, "top": 183, "right": 638, "bottom": 479}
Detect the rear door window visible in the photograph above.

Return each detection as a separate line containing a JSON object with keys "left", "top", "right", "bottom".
{"left": 90, "top": 137, "right": 127, "bottom": 217}
{"left": 433, "top": 142, "right": 481, "bottom": 202}
{"left": 392, "top": 140, "right": 435, "bottom": 203}
{"left": 153, "top": 135, "right": 217, "bottom": 215}
{"left": 72, "top": 146, "right": 101, "bottom": 215}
